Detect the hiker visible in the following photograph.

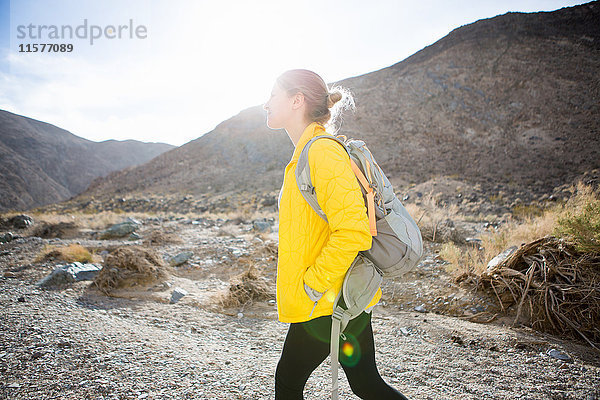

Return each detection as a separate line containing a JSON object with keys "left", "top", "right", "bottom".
{"left": 264, "top": 69, "right": 410, "bottom": 400}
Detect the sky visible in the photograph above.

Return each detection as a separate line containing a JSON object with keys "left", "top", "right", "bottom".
{"left": 0, "top": 0, "right": 589, "bottom": 146}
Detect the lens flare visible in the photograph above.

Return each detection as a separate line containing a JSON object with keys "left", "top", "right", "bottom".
{"left": 342, "top": 342, "right": 354, "bottom": 357}
{"left": 339, "top": 334, "right": 361, "bottom": 367}
{"left": 326, "top": 290, "right": 336, "bottom": 303}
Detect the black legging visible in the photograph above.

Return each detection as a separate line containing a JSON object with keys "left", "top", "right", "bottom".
{"left": 275, "top": 311, "right": 409, "bottom": 399}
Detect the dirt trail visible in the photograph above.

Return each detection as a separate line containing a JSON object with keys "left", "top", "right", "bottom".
{"left": 0, "top": 218, "right": 599, "bottom": 400}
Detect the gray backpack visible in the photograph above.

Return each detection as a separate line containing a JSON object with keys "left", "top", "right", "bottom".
{"left": 295, "top": 134, "right": 423, "bottom": 400}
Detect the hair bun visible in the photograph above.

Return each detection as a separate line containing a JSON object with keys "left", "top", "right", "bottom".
{"left": 327, "top": 91, "right": 343, "bottom": 108}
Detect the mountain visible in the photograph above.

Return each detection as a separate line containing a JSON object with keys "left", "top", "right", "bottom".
{"left": 0, "top": 110, "right": 174, "bottom": 211}
{"left": 80, "top": 2, "right": 600, "bottom": 209}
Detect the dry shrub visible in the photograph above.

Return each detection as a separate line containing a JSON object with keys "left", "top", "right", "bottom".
{"left": 406, "top": 194, "right": 465, "bottom": 243}
{"left": 220, "top": 259, "right": 272, "bottom": 308}
{"left": 30, "top": 221, "right": 79, "bottom": 239}
{"left": 554, "top": 182, "right": 600, "bottom": 254}
{"left": 440, "top": 243, "right": 488, "bottom": 277}
{"left": 442, "top": 184, "right": 600, "bottom": 347}
{"left": 94, "top": 246, "right": 170, "bottom": 294}
{"left": 440, "top": 198, "right": 560, "bottom": 279}
{"left": 479, "top": 236, "right": 600, "bottom": 348}
{"left": 143, "top": 229, "right": 183, "bottom": 246}
{"left": 36, "top": 243, "right": 96, "bottom": 263}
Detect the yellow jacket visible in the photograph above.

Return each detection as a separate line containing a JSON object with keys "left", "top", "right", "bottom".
{"left": 277, "top": 122, "right": 382, "bottom": 323}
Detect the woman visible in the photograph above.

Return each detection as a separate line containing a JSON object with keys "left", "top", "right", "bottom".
{"left": 263, "top": 69, "right": 409, "bottom": 400}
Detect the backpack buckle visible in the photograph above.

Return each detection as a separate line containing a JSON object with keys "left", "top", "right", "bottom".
{"left": 332, "top": 306, "right": 345, "bottom": 321}
{"left": 299, "top": 184, "right": 316, "bottom": 194}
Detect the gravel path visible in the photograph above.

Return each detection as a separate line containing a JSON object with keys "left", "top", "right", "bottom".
{"left": 1, "top": 276, "right": 599, "bottom": 400}
{"left": 0, "top": 219, "right": 599, "bottom": 399}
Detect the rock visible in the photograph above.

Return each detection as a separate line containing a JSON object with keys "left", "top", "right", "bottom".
{"left": 487, "top": 246, "right": 518, "bottom": 270}
{"left": 8, "top": 215, "right": 33, "bottom": 229}
{"left": 0, "top": 232, "right": 13, "bottom": 243}
{"left": 36, "top": 262, "right": 102, "bottom": 287}
{"left": 125, "top": 217, "right": 142, "bottom": 226}
{"left": 3, "top": 271, "right": 17, "bottom": 278}
{"left": 169, "top": 252, "right": 194, "bottom": 266}
{"left": 99, "top": 222, "right": 139, "bottom": 239}
{"left": 414, "top": 304, "right": 427, "bottom": 313}
{"left": 547, "top": 349, "right": 573, "bottom": 363}
{"left": 170, "top": 287, "right": 188, "bottom": 304}
{"left": 399, "top": 327, "right": 410, "bottom": 336}
{"left": 17, "top": 296, "right": 25, "bottom": 302}
{"left": 252, "top": 219, "right": 272, "bottom": 233}
{"left": 128, "top": 232, "right": 141, "bottom": 241}
{"left": 451, "top": 335, "right": 464, "bottom": 346}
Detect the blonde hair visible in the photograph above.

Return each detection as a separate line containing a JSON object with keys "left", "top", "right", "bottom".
{"left": 276, "top": 69, "right": 354, "bottom": 132}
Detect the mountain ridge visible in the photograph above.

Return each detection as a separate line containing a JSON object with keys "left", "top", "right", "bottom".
{"left": 0, "top": 109, "right": 174, "bottom": 211}
{"left": 31, "top": 2, "right": 600, "bottom": 213}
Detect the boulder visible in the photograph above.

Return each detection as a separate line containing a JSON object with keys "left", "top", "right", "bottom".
{"left": 8, "top": 215, "right": 33, "bottom": 229}
{"left": 169, "top": 252, "right": 193, "bottom": 266}
{"left": 170, "top": 287, "right": 188, "bottom": 304}
{"left": 0, "top": 232, "right": 13, "bottom": 243}
{"left": 487, "top": 246, "right": 518, "bottom": 271}
{"left": 252, "top": 219, "right": 272, "bottom": 233}
{"left": 99, "top": 221, "right": 139, "bottom": 239}
{"left": 36, "top": 262, "right": 102, "bottom": 287}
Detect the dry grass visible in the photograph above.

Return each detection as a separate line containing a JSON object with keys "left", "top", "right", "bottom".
{"left": 29, "top": 221, "right": 79, "bottom": 239}
{"left": 440, "top": 184, "right": 600, "bottom": 346}
{"left": 218, "top": 258, "right": 273, "bottom": 308}
{"left": 142, "top": 229, "right": 183, "bottom": 246}
{"left": 439, "top": 194, "right": 563, "bottom": 278}
{"left": 93, "top": 246, "right": 171, "bottom": 294}
{"left": 440, "top": 243, "right": 487, "bottom": 277}
{"left": 406, "top": 193, "right": 465, "bottom": 243}
{"left": 35, "top": 243, "right": 100, "bottom": 264}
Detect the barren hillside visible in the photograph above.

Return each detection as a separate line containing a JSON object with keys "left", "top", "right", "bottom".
{"left": 0, "top": 110, "right": 174, "bottom": 212}
{"left": 79, "top": 2, "right": 599, "bottom": 211}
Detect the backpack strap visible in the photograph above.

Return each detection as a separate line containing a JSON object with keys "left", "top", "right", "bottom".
{"left": 349, "top": 159, "right": 378, "bottom": 236}
{"left": 330, "top": 301, "right": 351, "bottom": 400}
{"left": 330, "top": 255, "right": 383, "bottom": 400}
{"left": 295, "top": 135, "right": 347, "bottom": 223}
{"left": 295, "top": 135, "right": 377, "bottom": 235}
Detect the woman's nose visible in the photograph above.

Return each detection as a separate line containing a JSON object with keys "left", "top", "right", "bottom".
{"left": 263, "top": 102, "right": 269, "bottom": 111}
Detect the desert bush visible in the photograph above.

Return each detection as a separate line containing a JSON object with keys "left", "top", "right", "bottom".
{"left": 36, "top": 243, "right": 96, "bottom": 263}
{"left": 440, "top": 243, "right": 487, "bottom": 277}
{"left": 93, "top": 246, "right": 170, "bottom": 294}
{"left": 554, "top": 183, "right": 600, "bottom": 254}
{"left": 219, "top": 259, "right": 273, "bottom": 308}
{"left": 511, "top": 203, "right": 545, "bottom": 220}
{"left": 30, "top": 221, "right": 79, "bottom": 239}
{"left": 440, "top": 184, "right": 600, "bottom": 346}
{"left": 440, "top": 196, "right": 561, "bottom": 278}
{"left": 143, "top": 229, "right": 183, "bottom": 246}
{"left": 479, "top": 237, "right": 600, "bottom": 347}
{"left": 405, "top": 193, "right": 465, "bottom": 243}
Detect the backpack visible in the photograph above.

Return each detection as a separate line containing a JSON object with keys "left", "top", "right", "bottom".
{"left": 295, "top": 134, "right": 423, "bottom": 400}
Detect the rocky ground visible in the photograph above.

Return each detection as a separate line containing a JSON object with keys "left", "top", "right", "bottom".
{"left": 1, "top": 215, "right": 599, "bottom": 400}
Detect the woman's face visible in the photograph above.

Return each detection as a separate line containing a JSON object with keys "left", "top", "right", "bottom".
{"left": 263, "top": 83, "right": 294, "bottom": 129}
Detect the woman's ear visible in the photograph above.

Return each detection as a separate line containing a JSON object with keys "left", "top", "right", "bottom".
{"left": 291, "top": 92, "right": 305, "bottom": 110}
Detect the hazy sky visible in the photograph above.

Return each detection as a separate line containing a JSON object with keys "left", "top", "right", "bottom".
{"left": 0, "top": 0, "right": 589, "bottom": 146}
